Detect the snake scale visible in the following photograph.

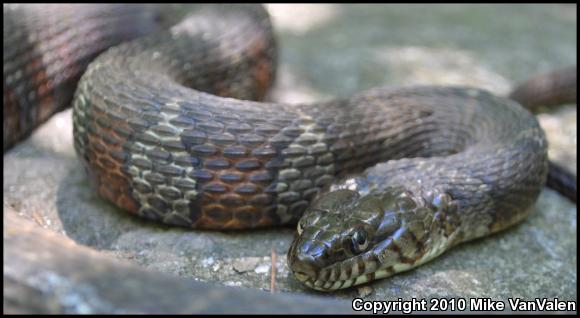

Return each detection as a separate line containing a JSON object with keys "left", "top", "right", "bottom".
{"left": 3, "top": 4, "right": 577, "bottom": 292}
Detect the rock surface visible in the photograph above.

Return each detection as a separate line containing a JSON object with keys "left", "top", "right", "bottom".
{"left": 3, "top": 206, "right": 355, "bottom": 314}
{"left": 3, "top": 4, "right": 577, "bottom": 314}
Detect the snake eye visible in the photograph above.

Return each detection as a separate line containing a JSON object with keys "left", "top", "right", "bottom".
{"left": 350, "top": 229, "right": 369, "bottom": 254}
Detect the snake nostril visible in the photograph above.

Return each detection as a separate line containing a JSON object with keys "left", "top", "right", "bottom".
{"left": 290, "top": 254, "right": 318, "bottom": 282}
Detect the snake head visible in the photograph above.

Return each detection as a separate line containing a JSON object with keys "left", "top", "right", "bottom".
{"left": 287, "top": 186, "right": 458, "bottom": 291}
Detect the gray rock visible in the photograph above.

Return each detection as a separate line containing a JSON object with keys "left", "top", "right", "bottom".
{"left": 3, "top": 4, "right": 576, "bottom": 314}
{"left": 3, "top": 207, "right": 355, "bottom": 314}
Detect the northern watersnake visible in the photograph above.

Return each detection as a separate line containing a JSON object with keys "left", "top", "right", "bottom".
{"left": 3, "top": 4, "right": 576, "bottom": 291}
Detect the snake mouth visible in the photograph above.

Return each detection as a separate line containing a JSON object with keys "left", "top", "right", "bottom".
{"left": 293, "top": 271, "right": 311, "bottom": 283}
{"left": 294, "top": 257, "right": 403, "bottom": 292}
{"left": 289, "top": 246, "right": 379, "bottom": 291}
{"left": 294, "top": 270, "right": 368, "bottom": 292}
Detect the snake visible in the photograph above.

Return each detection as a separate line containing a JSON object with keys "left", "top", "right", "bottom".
{"left": 3, "top": 4, "right": 577, "bottom": 292}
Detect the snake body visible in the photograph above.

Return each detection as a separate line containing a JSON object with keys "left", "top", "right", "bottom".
{"left": 3, "top": 4, "right": 576, "bottom": 291}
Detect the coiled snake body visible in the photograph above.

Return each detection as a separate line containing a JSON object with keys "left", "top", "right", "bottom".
{"left": 3, "top": 4, "right": 577, "bottom": 291}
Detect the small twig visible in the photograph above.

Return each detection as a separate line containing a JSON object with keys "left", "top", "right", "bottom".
{"left": 31, "top": 211, "right": 44, "bottom": 226}
{"left": 270, "top": 245, "right": 277, "bottom": 293}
